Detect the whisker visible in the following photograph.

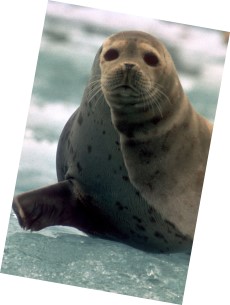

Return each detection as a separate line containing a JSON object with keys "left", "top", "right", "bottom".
{"left": 154, "top": 84, "right": 172, "bottom": 105}
{"left": 93, "top": 91, "right": 105, "bottom": 109}
{"left": 154, "top": 99, "right": 163, "bottom": 118}
{"left": 87, "top": 84, "right": 103, "bottom": 105}
{"left": 140, "top": 86, "right": 164, "bottom": 118}
{"left": 86, "top": 79, "right": 101, "bottom": 88}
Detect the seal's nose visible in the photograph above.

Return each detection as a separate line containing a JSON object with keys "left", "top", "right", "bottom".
{"left": 124, "top": 63, "right": 135, "bottom": 70}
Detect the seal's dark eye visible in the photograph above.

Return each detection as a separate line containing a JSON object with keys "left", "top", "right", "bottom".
{"left": 143, "top": 52, "right": 159, "bottom": 67}
{"left": 104, "top": 49, "right": 119, "bottom": 61}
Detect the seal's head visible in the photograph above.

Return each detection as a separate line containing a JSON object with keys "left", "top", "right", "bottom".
{"left": 99, "top": 31, "right": 182, "bottom": 115}
{"left": 97, "top": 31, "right": 185, "bottom": 138}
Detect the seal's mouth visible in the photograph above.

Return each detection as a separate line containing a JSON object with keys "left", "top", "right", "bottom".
{"left": 114, "top": 85, "right": 140, "bottom": 97}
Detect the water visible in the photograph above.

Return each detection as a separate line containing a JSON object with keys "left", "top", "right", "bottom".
{"left": 0, "top": 2, "right": 227, "bottom": 304}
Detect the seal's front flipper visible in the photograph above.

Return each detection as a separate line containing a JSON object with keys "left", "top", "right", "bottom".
{"left": 13, "top": 180, "right": 85, "bottom": 231}
{"left": 12, "top": 180, "right": 121, "bottom": 238}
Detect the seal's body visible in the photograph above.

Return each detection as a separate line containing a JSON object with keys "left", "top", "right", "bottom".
{"left": 13, "top": 31, "right": 212, "bottom": 253}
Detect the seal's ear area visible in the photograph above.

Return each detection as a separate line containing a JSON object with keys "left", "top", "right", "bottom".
{"left": 98, "top": 45, "right": 103, "bottom": 55}
{"left": 90, "top": 45, "right": 103, "bottom": 73}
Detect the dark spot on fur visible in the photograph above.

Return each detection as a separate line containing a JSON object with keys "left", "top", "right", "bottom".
{"left": 136, "top": 224, "right": 146, "bottom": 231}
{"left": 155, "top": 231, "right": 168, "bottom": 244}
{"left": 149, "top": 216, "right": 156, "bottom": 223}
{"left": 151, "top": 116, "right": 162, "bottom": 125}
{"left": 115, "top": 141, "right": 120, "bottom": 146}
{"left": 113, "top": 170, "right": 117, "bottom": 174}
{"left": 102, "top": 130, "right": 106, "bottom": 135}
{"left": 115, "top": 201, "right": 122, "bottom": 209}
{"left": 165, "top": 220, "right": 176, "bottom": 230}
{"left": 136, "top": 233, "right": 148, "bottom": 241}
{"left": 146, "top": 182, "right": 154, "bottom": 191}
{"left": 161, "top": 144, "right": 170, "bottom": 152}
{"left": 133, "top": 215, "right": 142, "bottom": 223}
{"left": 119, "top": 166, "right": 123, "bottom": 171}
{"left": 87, "top": 145, "right": 92, "bottom": 153}
{"left": 135, "top": 191, "right": 140, "bottom": 197}
{"left": 125, "top": 139, "right": 138, "bottom": 147}
{"left": 129, "top": 229, "right": 148, "bottom": 242}
{"left": 77, "top": 162, "right": 82, "bottom": 173}
{"left": 182, "top": 121, "right": 189, "bottom": 129}
{"left": 164, "top": 221, "right": 178, "bottom": 234}
{"left": 175, "top": 233, "right": 187, "bottom": 241}
{"left": 149, "top": 170, "right": 167, "bottom": 183}
{"left": 115, "top": 121, "right": 142, "bottom": 138}
{"left": 108, "top": 154, "right": 112, "bottom": 161}
{"left": 139, "top": 235, "right": 148, "bottom": 242}
{"left": 138, "top": 146, "right": 154, "bottom": 163}
{"left": 148, "top": 207, "right": 153, "bottom": 214}
{"left": 115, "top": 201, "right": 128, "bottom": 211}
{"left": 67, "top": 139, "right": 71, "bottom": 149}
{"left": 122, "top": 175, "right": 129, "bottom": 182}
{"left": 77, "top": 112, "right": 83, "bottom": 125}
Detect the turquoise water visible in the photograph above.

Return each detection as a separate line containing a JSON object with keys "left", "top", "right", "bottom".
{"left": 0, "top": 2, "right": 227, "bottom": 304}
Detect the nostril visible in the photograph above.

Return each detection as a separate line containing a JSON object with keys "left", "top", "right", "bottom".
{"left": 124, "top": 63, "right": 135, "bottom": 70}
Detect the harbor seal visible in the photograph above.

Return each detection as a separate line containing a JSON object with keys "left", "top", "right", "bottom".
{"left": 13, "top": 31, "right": 213, "bottom": 253}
